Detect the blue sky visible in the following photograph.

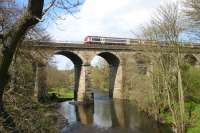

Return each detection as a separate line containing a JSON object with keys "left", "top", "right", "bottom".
{"left": 46, "top": 0, "right": 178, "bottom": 70}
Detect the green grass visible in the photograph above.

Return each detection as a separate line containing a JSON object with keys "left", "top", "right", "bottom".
{"left": 159, "top": 101, "right": 200, "bottom": 133}
{"left": 186, "top": 102, "right": 200, "bottom": 133}
{"left": 48, "top": 87, "right": 74, "bottom": 98}
{"left": 160, "top": 111, "right": 173, "bottom": 124}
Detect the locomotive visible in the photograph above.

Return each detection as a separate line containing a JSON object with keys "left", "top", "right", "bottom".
{"left": 84, "top": 36, "right": 158, "bottom": 45}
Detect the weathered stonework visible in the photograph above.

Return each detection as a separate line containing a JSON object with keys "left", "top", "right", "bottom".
{"left": 23, "top": 41, "right": 200, "bottom": 102}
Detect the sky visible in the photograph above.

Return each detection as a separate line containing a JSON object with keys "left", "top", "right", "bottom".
{"left": 48, "top": 0, "right": 179, "bottom": 41}
{"left": 47, "top": 0, "right": 179, "bottom": 70}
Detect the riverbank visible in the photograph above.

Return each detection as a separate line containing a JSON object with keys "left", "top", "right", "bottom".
{"left": 48, "top": 87, "right": 74, "bottom": 99}
{"left": 159, "top": 101, "right": 200, "bottom": 133}
{"left": 0, "top": 90, "right": 66, "bottom": 133}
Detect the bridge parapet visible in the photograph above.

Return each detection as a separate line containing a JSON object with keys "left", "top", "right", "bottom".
{"left": 22, "top": 40, "right": 200, "bottom": 53}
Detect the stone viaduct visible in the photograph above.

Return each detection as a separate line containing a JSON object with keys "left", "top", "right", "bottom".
{"left": 23, "top": 41, "right": 200, "bottom": 102}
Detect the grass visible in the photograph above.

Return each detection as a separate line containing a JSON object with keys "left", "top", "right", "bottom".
{"left": 160, "top": 111, "right": 173, "bottom": 124}
{"left": 186, "top": 102, "right": 200, "bottom": 133}
{"left": 48, "top": 87, "right": 74, "bottom": 99}
{"left": 160, "top": 101, "right": 200, "bottom": 133}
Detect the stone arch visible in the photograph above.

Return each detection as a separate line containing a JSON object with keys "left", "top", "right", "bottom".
{"left": 184, "top": 54, "right": 198, "bottom": 66}
{"left": 53, "top": 50, "right": 84, "bottom": 100}
{"left": 93, "top": 52, "right": 122, "bottom": 99}
{"left": 97, "top": 52, "right": 120, "bottom": 66}
{"left": 55, "top": 50, "right": 83, "bottom": 66}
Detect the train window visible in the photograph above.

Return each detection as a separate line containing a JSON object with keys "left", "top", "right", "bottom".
{"left": 130, "top": 40, "right": 140, "bottom": 44}
{"left": 105, "top": 38, "right": 114, "bottom": 42}
{"left": 92, "top": 37, "right": 101, "bottom": 42}
{"left": 105, "top": 38, "right": 119, "bottom": 43}
{"left": 114, "top": 38, "right": 127, "bottom": 43}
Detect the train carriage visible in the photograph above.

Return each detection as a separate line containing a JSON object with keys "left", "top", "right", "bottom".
{"left": 84, "top": 36, "right": 157, "bottom": 45}
{"left": 84, "top": 36, "right": 199, "bottom": 47}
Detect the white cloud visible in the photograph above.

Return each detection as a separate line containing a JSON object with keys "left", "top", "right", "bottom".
{"left": 48, "top": 0, "right": 178, "bottom": 69}
{"left": 50, "top": 55, "right": 74, "bottom": 70}
{"left": 48, "top": 0, "right": 178, "bottom": 41}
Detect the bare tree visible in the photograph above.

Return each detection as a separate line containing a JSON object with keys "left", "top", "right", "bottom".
{"left": 183, "top": 0, "right": 200, "bottom": 39}
{"left": 141, "top": 2, "right": 186, "bottom": 133}
{"left": 0, "top": 0, "right": 44, "bottom": 105}
{"left": 0, "top": 0, "right": 82, "bottom": 103}
{"left": 0, "top": 0, "right": 82, "bottom": 132}
{"left": 142, "top": 3, "right": 184, "bottom": 42}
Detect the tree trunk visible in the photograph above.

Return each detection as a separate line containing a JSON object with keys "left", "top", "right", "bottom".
{"left": 10, "top": 56, "right": 17, "bottom": 91}
{"left": 0, "top": 1, "right": 44, "bottom": 131}
{"left": 0, "top": 0, "right": 44, "bottom": 103}
{"left": 177, "top": 47, "right": 185, "bottom": 133}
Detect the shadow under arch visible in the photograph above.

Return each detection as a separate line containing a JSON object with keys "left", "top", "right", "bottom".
{"left": 54, "top": 50, "right": 83, "bottom": 100}
{"left": 96, "top": 52, "right": 120, "bottom": 98}
{"left": 98, "top": 52, "right": 120, "bottom": 66}
{"left": 184, "top": 54, "right": 198, "bottom": 66}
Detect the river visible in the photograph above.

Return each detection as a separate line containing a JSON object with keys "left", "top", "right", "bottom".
{"left": 59, "top": 91, "right": 172, "bottom": 133}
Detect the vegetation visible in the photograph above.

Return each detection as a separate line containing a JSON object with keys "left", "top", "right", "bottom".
{"left": 47, "top": 63, "right": 74, "bottom": 89}
{"left": 48, "top": 87, "right": 74, "bottom": 99}
{"left": 0, "top": 47, "right": 62, "bottom": 132}
{"left": 183, "top": 0, "right": 200, "bottom": 40}
{"left": 90, "top": 58, "right": 109, "bottom": 91}
{"left": 0, "top": 0, "right": 199, "bottom": 133}
{"left": 160, "top": 101, "right": 200, "bottom": 133}
{"left": 47, "top": 62, "right": 74, "bottom": 99}
{"left": 0, "top": 0, "right": 82, "bottom": 132}
{"left": 2, "top": 92, "right": 61, "bottom": 133}
{"left": 186, "top": 102, "right": 200, "bottom": 133}
{"left": 133, "top": 1, "right": 200, "bottom": 133}
{"left": 182, "top": 65, "right": 200, "bottom": 100}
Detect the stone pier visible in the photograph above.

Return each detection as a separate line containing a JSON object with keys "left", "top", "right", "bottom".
{"left": 77, "top": 63, "right": 91, "bottom": 102}
{"left": 33, "top": 63, "right": 48, "bottom": 101}
{"left": 112, "top": 64, "right": 124, "bottom": 99}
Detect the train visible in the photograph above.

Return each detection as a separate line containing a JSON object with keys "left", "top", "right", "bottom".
{"left": 84, "top": 36, "right": 159, "bottom": 45}
{"left": 84, "top": 36, "right": 200, "bottom": 48}
{"left": 84, "top": 36, "right": 200, "bottom": 47}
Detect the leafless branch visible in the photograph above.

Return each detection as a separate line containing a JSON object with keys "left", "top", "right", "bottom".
{"left": 43, "top": 0, "right": 57, "bottom": 15}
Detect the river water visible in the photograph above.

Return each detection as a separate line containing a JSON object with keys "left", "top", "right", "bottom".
{"left": 59, "top": 91, "right": 172, "bottom": 133}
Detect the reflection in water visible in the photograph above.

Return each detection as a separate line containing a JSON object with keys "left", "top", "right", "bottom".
{"left": 94, "top": 100, "right": 112, "bottom": 128}
{"left": 59, "top": 92, "right": 172, "bottom": 133}
{"left": 113, "top": 100, "right": 126, "bottom": 128}
{"left": 77, "top": 104, "right": 93, "bottom": 125}
{"left": 60, "top": 102, "right": 77, "bottom": 123}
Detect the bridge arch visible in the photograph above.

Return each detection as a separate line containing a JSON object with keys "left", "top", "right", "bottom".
{"left": 183, "top": 54, "right": 198, "bottom": 66}
{"left": 97, "top": 52, "right": 120, "bottom": 66}
{"left": 55, "top": 50, "right": 83, "bottom": 66}
{"left": 91, "top": 52, "right": 123, "bottom": 99}
{"left": 50, "top": 50, "right": 85, "bottom": 100}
